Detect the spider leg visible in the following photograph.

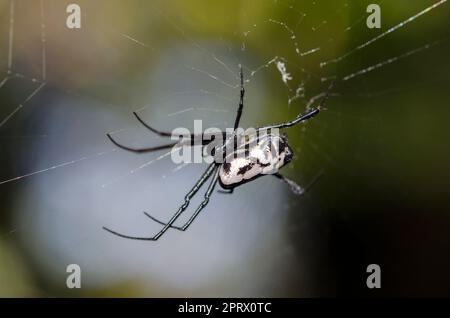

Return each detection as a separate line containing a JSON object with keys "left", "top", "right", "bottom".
{"left": 273, "top": 173, "right": 304, "bottom": 195}
{"left": 107, "top": 133, "right": 178, "bottom": 153}
{"left": 257, "top": 108, "right": 320, "bottom": 131}
{"left": 143, "top": 169, "right": 219, "bottom": 232}
{"left": 142, "top": 212, "right": 183, "bottom": 230}
{"left": 134, "top": 111, "right": 226, "bottom": 142}
{"left": 133, "top": 112, "right": 173, "bottom": 137}
{"left": 134, "top": 111, "right": 205, "bottom": 140}
{"left": 103, "top": 163, "right": 217, "bottom": 240}
{"left": 233, "top": 64, "right": 245, "bottom": 131}
{"left": 257, "top": 81, "right": 335, "bottom": 131}
{"left": 273, "top": 170, "right": 324, "bottom": 196}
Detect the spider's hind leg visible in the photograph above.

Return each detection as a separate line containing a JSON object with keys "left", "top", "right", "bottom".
{"left": 274, "top": 173, "right": 304, "bottom": 195}
{"left": 274, "top": 170, "right": 324, "bottom": 196}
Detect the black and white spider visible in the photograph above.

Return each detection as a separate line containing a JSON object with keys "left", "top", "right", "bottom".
{"left": 103, "top": 66, "right": 333, "bottom": 241}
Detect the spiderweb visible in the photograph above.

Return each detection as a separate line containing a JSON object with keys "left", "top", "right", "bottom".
{"left": 0, "top": 0, "right": 449, "bottom": 296}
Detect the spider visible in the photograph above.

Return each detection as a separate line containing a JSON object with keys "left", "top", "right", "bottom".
{"left": 103, "top": 66, "right": 333, "bottom": 241}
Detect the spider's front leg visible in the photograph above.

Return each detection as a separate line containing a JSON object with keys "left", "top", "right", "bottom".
{"left": 257, "top": 106, "right": 320, "bottom": 131}
{"left": 103, "top": 163, "right": 217, "bottom": 240}
{"left": 133, "top": 111, "right": 208, "bottom": 141}
{"left": 144, "top": 168, "right": 220, "bottom": 232}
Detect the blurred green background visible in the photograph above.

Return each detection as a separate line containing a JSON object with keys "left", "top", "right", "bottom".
{"left": 0, "top": 0, "right": 450, "bottom": 297}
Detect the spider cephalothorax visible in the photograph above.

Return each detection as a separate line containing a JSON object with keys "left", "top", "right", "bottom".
{"left": 103, "top": 66, "right": 333, "bottom": 241}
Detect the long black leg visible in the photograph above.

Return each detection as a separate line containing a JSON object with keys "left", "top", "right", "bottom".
{"left": 134, "top": 111, "right": 205, "bottom": 140}
{"left": 107, "top": 133, "right": 178, "bottom": 153}
{"left": 134, "top": 111, "right": 228, "bottom": 145}
{"left": 133, "top": 112, "right": 173, "bottom": 137}
{"left": 257, "top": 81, "right": 335, "bottom": 131}
{"left": 143, "top": 213, "right": 182, "bottom": 230}
{"left": 103, "top": 163, "right": 217, "bottom": 240}
{"left": 257, "top": 108, "right": 320, "bottom": 131}
{"left": 143, "top": 168, "right": 219, "bottom": 232}
{"left": 233, "top": 65, "right": 245, "bottom": 131}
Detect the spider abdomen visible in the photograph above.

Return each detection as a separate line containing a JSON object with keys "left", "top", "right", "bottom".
{"left": 218, "top": 134, "right": 293, "bottom": 189}
{"left": 219, "top": 158, "right": 262, "bottom": 187}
